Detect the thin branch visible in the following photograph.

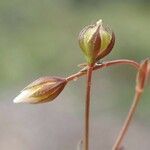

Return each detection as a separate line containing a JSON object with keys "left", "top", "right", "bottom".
{"left": 66, "top": 59, "right": 139, "bottom": 82}
{"left": 112, "top": 88, "right": 143, "bottom": 150}
{"left": 112, "top": 58, "right": 149, "bottom": 150}
{"left": 66, "top": 59, "right": 139, "bottom": 150}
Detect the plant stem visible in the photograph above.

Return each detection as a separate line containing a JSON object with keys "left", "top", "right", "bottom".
{"left": 66, "top": 59, "right": 139, "bottom": 82}
{"left": 112, "top": 89, "right": 143, "bottom": 150}
{"left": 65, "top": 59, "right": 140, "bottom": 150}
{"left": 84, "top": 64, "right": 94, "bottom": 150}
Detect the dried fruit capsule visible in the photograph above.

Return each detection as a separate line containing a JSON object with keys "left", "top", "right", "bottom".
{"left": 13, "top": 76, "right": 67, "bottom": 104}
{"left": 136, "top": 58, "right": 150, "bottom": 92}
{"left": 79, "top": 19, "right": 115, "bottom": 64}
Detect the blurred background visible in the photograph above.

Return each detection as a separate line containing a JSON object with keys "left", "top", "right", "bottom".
{"left": 0, "top": 0, "right": 149, "bottom": 149}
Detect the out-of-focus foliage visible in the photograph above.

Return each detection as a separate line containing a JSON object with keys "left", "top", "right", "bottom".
{"left": 0, "top": 0, "right": 150, "bottom": 118}
{"left": 0, "top": 1, "right": 150, "bottom": 149}
{"left": 0, "top": 0, "right": 149, "bottom": 87}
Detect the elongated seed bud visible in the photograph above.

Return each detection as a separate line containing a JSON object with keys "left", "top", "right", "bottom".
{"left": 13, "top": 76, "right": 67, "bottom": 104}
{"left": 136, "top": 58, "right": 150, "bottom": 92}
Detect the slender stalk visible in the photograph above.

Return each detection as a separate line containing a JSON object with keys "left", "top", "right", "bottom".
{"left": 66, "top": 59, "right": 140, "bottom": 150}
{"left": 84, "top": 64, "right": 94, "bottom": 150}
{"left": 112, "top": 89, "right": 143, "bottom": 150}
{"left": 66, "top": 59, "right": 139, "bottom": 82}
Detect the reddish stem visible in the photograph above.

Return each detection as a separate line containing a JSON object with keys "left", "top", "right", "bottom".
{"left": 66, "top": 59, "right": 139, "bottom": 82}
{"left": 65, "top": 59, "right": 140, "bottom": 150}
{"left": 84, "top": 64, "right": 93, "bottom": 150}
{"left": 112, "top": 89, "right": 143, "bottom": 150}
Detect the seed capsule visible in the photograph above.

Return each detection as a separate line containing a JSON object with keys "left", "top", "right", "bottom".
{"left": 13, "top": 76, "right": 67, "bottom": 104}
{"left": 79, "top": 19, "right": 115, "bottom": 64}
{"left": 136, "top": 58, "right": 150, "bottom": 92}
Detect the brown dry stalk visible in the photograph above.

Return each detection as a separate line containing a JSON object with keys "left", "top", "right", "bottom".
{"left": 112, "top": 89, "right": 143, "bottom": 150}
{"left": 84, "top": 65, "right": 94, "bottom": 150}
{"left": 66, "top": 59, "right": 139, "bottom": 150}
{"left": 66, "top": 59, "right": 139, "bottom": 82}
{"left": 112, "top": 58, "right": 149, "bottom": 150}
